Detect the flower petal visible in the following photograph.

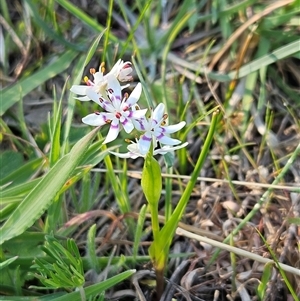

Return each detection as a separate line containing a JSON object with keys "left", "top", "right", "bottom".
{"left": 86, "top": 88, "right": 103, "bottom": 105}
{"left": 163, "top": 121, "right": 186, "bottom": 134}
{"left": 126, "top": 83, "right": 142, "bottom": 106}
{"left": 121, "top": 84, "right": 130, "bottom": 90}
{"left": 152, "top": 103, "right": 165, "bottom": 121}
{"left": 103, "top": 119, "right": 120, "bottom": 144}
{"left": 157, "top": 135, "right": 181, "bottom": 146}
{"left": 106, "top": 74, "right": 122, "bottom": 99}
{"left": 108, "top": 59, "right": 133, "bottom": 82}
{"left": 118, "top": 62, "right": 133, "bottom": 82}
{"left": 120, "top": 118, "right": 134, "bottom": 133}
{"left": 70, "top": 85, "right": 88, "bottom": 95}
{"left": 98, "top": 99, "right": 115, "bottom": 112}
{"left": 93, "top": 72, "right": 104, "bottom": 84}
{"left": 137, "top": 133, "right": 152, "bottom": 155}
{"left": 110, "top": 143, "right": 144, "bottom": 159}
{"left": 109, "top": 150, "right": 135, "bottom": 159}
{"left": 154, "top": 142, "right": 189, "bottom": 155}
{"left": 76, "top": 96, "right": 91, "bottom": 101}
{"left": 108, "top": 59, "right": 122, "bottom": 76}
{"left": 82, "top": 113, "right": 109, "bottom": 126}
{"left": 128, "top": 108, "right": 148, "bottom": 119}
{"left": 132, "top": 117, "right": 148, "bottom": 131}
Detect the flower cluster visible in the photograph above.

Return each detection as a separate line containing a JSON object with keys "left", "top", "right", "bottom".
{"left": 70, "top": 59, "right": 187, "bottom": 158}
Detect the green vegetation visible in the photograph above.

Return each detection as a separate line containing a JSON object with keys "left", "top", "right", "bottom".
{"left": 1, "top": 0, "right": 299, "bottom": 300}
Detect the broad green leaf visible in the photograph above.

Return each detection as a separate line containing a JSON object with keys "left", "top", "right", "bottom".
{"left": 141, "top": 155, "right": 162, "bottom": 206}
{"left": 2, "top": 232, "right": 44, "bottom": 257}
{"left": 0, "top": 157, "right": 44, "bottom": 187}
{"left": 0, "top": 203, "right": 19, "bottom": 222}
{"left": 0, "top": 127, "right": 98, "bottom": 245}
{"left": 0, "top": 178, "right": 41, "bottom": 199}
{"left": 141, "top": 153, "right": 162, "bottom": 260}
{"left": 0, "top": 151, "right": 23, "bottom": 180}
{"left": 0, "top": 293, "right": 65, "bottom": 300}
{"left": 0, "top": 49, "right": 78, "bottom": 115}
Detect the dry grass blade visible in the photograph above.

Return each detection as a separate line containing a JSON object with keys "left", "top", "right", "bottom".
{"left": 209, "top": 0, "right": 295, "bottom": 70}
{"left": 176, "top": 227, "right": 300, "bottom": 277}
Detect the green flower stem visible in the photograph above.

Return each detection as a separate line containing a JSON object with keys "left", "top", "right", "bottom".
{"left": 141, "top": 152, "right": 162, "bottom": 244}
{"left": 100, "top": 137, "right": 131, "bottom": 214}
{"left": 149, "top": 109, "right": 219, "bottom": 272}
{"left": 166, "top": 109, "right": 219, "bottom": 226}
{"left": 164, "top": 167, "right": 173, "bottom": 222}
{"left": 78, "top": 285, "right": 86, "bottom": 301}
{"left": 208, "top": 140, "right": 300, "bottom": 265}
{"left": 149, "top": 204, "right": 160, "bottom": 243}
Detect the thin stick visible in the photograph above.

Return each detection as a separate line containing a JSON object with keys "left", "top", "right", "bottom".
{"left": 176, "top": 227, "right": 300, "bottom": 277}
{"left": 91, "top": 168, "right": 300, "bottom": 192}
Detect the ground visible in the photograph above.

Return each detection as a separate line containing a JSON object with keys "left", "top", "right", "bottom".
{"left": 0, "top": 0, "right": 299, "bottom": 300}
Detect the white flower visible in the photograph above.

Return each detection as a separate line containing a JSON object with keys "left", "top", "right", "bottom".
{"left": 109, "top": 140, "right": 189, "bottom": 159}
{"left": 134, "top": 103, "right": 186, "bottom": 155}
{"left": 70, "top": 59, "right": 133, "bottom": 101}
{"left": 109, "top": 59, "right": 133, "bottom": 82}
{"left": 82, "top": 78, "right": 147, "bottom": 144}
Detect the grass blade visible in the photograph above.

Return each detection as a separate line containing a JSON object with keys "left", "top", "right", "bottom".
{"left": 0, "top": 49, "right": 78, "bottom": 116}
{"left": 0, "top": 127, "right": 98, "bottom": 245}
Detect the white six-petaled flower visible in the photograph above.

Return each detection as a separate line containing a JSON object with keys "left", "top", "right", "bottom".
{"left": 133, "top": 103, "right": 186, "bottom": 155}
{"left": 70, "top": 59, "right": 187, "bottom": 157}
{"left": 82, "top": 76, "right": 147, "bottom": 144}
{"left": 109, "top": 59, "right": 133, "bottom": 82}
{"left": 70, "top": 59, "right": 133, "bottom": 101}
{"left": 109, "top": 140, "right": 189, "bottom": 159}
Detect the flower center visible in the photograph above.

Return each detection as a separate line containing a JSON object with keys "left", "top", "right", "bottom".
{"left": 115, "top": 112, "right": 122, "bottom": 119}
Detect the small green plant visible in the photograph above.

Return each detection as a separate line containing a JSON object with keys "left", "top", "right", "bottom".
{"left": 70, "top": 54, "right": 219, "bottom": 299}
{"left": 31, "top": 235, "right": 85, "bottom": 291}
{"left": 2, "top": 1, "right": 299, "bottom": 299}
{"left": 143, "top": 111, "right": 218, "bottom": 298}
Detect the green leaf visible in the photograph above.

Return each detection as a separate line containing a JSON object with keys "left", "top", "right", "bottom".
{"left": 49, "top": 90, "right": 63, "bottom": 167}
{"left": 0, "top": 179, "right": 41, "bottom": 199}
{"left": 227, "top": 39, "right": 300, "bottom": 79}
{"left": 87, "top": 224, "right": 101, "bottom": 272}
{"left": 62, "top": 31, "right": 106, "bottom": 154}
{"left": 55, "top": 0, "right": 119, "bottom": 43}
{"left": 25, "top": 0, "right": 84, "bottom": 51}
{"left": 0, "top": 151, "right": 23, "bottom": 181}
{"left": 149, "top": 109, "right": 219, "bottom": 271}
{"left": 0, "top": 128, "right": 98, "bottom": 245}
{"left": 0, "top": 158, "right": 44, "bottom": 187}
{"left": 257, "top": 262, "right": 273, "bottom": 300}
{"left": 133, "top": 204, "right": 147, "bottom": 259}
{"left": 51, "top": 269, "right": 136, "bottom": 301}
{"left": 141, "top": 155, "right": 162, "bottom": 206}
{"left": 287, "top": 217, "right": 300, "bottom": 225}
{"left": 0, "top": 49, "right": 78, "bottom": 116}
{"left": 0, "top": 256, "right": 18, "bottom": 270}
